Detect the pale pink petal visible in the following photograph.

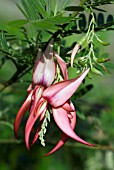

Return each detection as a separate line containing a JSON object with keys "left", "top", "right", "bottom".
{"left": 52, "top": 107, "right": 95, "bottom": 147}
{"left": 42, "top": 40, "right": 56, "bottom": 87}
{"left": 44, "top": 103, "right": 76, "bottom": 156}
{"left": 35, "top": 48, "right": 42, "bottom": 65}
{"left": 42, "top": 69, "right": 89, "bottom": 107}
{"left": 54, "top": 52, "right": 68, "bottom": 80}
{"left": 32, "top": 40, "right": 56, "bottom": 87}
{"left": 14, "top": 91, "right": 33, "bottom": 139}
{"left": 42, "top": 54, "right": 56, "bottom": 87}
{"left": 71, "top": 44, "right": 80, "bottom": 67}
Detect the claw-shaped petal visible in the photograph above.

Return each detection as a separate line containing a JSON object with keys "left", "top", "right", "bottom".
{"left": 42, "top": 69, "right": 89, "bottom": 107}
{"left": 14, "top": 91, "right": 33, "bottom": 139}
{"left": 52, "top": 107, "right": 95, "bottom": 147}
{"left": 45, "top": 103, "right": 76, "bottom": 156}
{"left": 54, "top": 52, "right": 68, "bottom": 80}
{"left": 25, "top": 99, "right": 47, "bottom": 149}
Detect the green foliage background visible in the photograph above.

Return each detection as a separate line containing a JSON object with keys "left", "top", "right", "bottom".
{"left": 0, "top": 0, "right": 114, "bottom": 170}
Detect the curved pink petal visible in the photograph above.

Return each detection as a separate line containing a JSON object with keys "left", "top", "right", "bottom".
{"left": 54, "top": 52, "right": 68, "bottom": 80}
{"left": 71, "top": 44, "right": 80, "bottom": 67}
{"left": 27, "top": 84, "right": 33, "bottom": 92}
{"left": 45, "top": 103, "right": 76, "bottom": 156}
{"left": 29, "top": 86, "right": 40, "bottom": 112}
{"left": 25, "top": 98, "right": 47, "bottom": 149}
{"left": 14, "top": 91, "right": 33, "bottom": 139}
{"left": 62, "top": 102, "right": 74, "bottom": 112}
{"left": 52, "top": 107, "right": 95, "bottom": 147}
{"left": 42, "top": 69, "right": 89, "bottom": 107}
{"left": 32, "top": 86, "right": 44, "bottom": 113}
{"left": 32, "top": 40, "right": 56, "bottom": 87}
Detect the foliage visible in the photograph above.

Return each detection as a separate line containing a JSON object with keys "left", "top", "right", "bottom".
{"left": 0, "top": 0, "right": 114, "bottom": 169}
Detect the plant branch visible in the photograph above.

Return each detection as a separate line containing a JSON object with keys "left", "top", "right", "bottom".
{"left": 0, "top": 139, "right": 114, "bottom": 151}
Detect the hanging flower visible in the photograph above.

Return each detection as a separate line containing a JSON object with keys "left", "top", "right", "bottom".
{"left": 14, "top": 41, "right": 95, "bottom": 156}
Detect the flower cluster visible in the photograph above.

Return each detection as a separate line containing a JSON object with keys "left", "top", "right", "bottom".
{"left": 14, "top": 40, "right": 95, "bottom": 156}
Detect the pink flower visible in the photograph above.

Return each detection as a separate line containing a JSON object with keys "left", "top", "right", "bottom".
{"left": 42, "top": 68, "right": 96, "bottom": 156}
{"left": 14, "top": 41, "right": 95, "bottom": 156}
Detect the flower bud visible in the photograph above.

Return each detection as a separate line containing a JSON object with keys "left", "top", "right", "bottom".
{"left": 91, "top": 67, "right": 103, "bottom": 75}
{"left": 32, "top": 40, "right": 56, "bottom": 87}
{"left": 97, "top": 58, "right": 111, "bottom": 63}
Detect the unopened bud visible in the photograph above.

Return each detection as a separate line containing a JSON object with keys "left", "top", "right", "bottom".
{"left": 91, "top": 67, "right": 103, "bottom": 75}
{"left": 100, "top": 41, "right": 110, "bottom": 46}
{"left": 97, "top": 58, "right": 111, "bottom": 63}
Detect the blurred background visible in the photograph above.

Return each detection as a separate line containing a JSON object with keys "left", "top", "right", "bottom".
{"left": 0, "top": 0, "right": 114, "bottom": 170}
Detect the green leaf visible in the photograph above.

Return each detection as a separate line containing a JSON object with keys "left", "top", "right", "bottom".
{"left": 28, "top": 0, "right": 42, "bottom": 19}
{"left": 92, "top": 0, "right": 114, "bottom": 6}
{"left": 47, "top": 14, "right": 73, "bottom": 25}
{"left": 65, "top": 6, "right": 84, "bottom": 12}
{"left": 68, "top": 67, "right": 79, "bottom": 79}
{"left": 77, "top": 110, "right": 86, "bottom": 120}
{"left": 32, "top": 20, "right": 61, "bottom": 31}
{"left": 62, "top": 0, "right": 70, "bottom": 9}
{"left": 46, "top": 0, "right": 51, "bottom": 15}
{"left": 0, "top": 22, "right": 25, "bottom": 39}
{"left": 40, "top": 0, "right": 46, "bottom": 7}
{"left": 96, "top": 21, "right": 114, "bottom": 31}
{"left": 26, "top": 24, "right": 38, "bottom": 41}
{"left": 92, "top": 7, "right": 107, "bottom": 12}
{"left": 32, "top": 0, "right": 48, "bottom": 18}
{"left": 16, "top": 3, "right": 29, "bottom": 19}
{"left": 7, "top": 20, "right": 28, "bottom": 28}
{"left": 103, "top": 21, "right": 114, "bottom": 27}
{"left": 0, "top": 32, "right": 9, "bottom": 52}
{"left": 54, "top": 0, "right": 59, "bottom": 15}
{"left": 20, "top": 0, "right": 35, "bottom": 20}
{"left": 0, "top": 23, "right": 8, "bottom": 31}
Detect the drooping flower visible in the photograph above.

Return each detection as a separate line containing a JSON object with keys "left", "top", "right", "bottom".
{"left": 42, "top": 68, "right": 96, "bottom": 156}
{"left": 14, "top": 40, "right": 95, "bottom": 156}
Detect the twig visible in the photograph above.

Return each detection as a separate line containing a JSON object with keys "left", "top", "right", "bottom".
{"left": 0, "top": 139, "right": 114, "bottom": 151}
